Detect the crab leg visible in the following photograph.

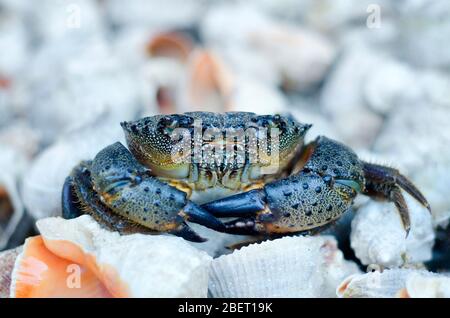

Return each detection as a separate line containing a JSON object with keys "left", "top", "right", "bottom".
{"left": 61, "top": 142, "right": 225, "bottom": 242}
{"left": 62, "top": 162, "right": 156, "bottom": 235}
{"left": 361, "top": 162, "right": 431, "bottom": 235}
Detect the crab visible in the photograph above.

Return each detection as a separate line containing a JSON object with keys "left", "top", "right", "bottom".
{"left": 62, "top": 112, "right": 430, "bottom": 242}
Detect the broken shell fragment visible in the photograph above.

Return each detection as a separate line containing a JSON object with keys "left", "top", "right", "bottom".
{"left": 350, "top": 196, "right": 434, "bottom": 268}
{"left": 10, "top": 215, "right": 212, "bottom": 298}
{"left": 337, "top": 268, "right": 450, "bottom": 298}
{"left": 403, "top": 272, "right": 450, "bottom": 298}
{"left": 209, "top": 235, "right": 360, "bottom": 298}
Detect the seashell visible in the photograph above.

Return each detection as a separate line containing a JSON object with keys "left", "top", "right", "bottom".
{"left": 10, "top": 215, "right": 212, "bottom": 297}
{"left": 0, "top": 247, "right": 21, "bottom": 298}
{"left": 209, "top": 235, "right": 360, "bottom": 298}
{"left": 138, "top": 57, "right": 185, "bottom": 115}
{"left": 0, "top": 145, "right": 28, "bottom": 250}
{"left": 178, "top": 49, "right": 234, "bottom": 113}
{"left": 229, "top": 75, "right": 288, "bottom": 115}
{"left": 337, "top": 268, "right": 449, "bottom": 298}
{"left": 146, "top": 31, "right": 193, "bottom": 62}
{"left": 350, "top": 195, "right": 434, "bottom": 268}
{"left": 402, "top": 272, "right": 450, "bottom": 298}
{"left": 186, "top": 223, "right": 251, "bottom": 258}
{"left": 22, "top": 119, "right": 125, "bottom": 220}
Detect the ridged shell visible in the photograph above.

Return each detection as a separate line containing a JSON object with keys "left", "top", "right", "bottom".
{"left": 209, "top": 235, "right": 360, "bottom": 298}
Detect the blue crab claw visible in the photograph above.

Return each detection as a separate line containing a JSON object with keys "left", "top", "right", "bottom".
{"left": 61, "top": 142, "right": 225, "bottom": 242}
{"left": 202, "top": 190, "right": 266, "bottom": 217}
{"left": 202, "top": 171, "right": 360, "bottom": 236}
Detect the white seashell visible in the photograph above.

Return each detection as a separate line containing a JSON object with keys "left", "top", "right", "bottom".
{"left": 337, "top": 268, "right": 449, "bottom": 298}
{"left": 230, "top": 76, "right": 288, "bottom": 115}
{"left": 209, "top": 235, "right": 360, "bottom": 298}
{"left": 22, "top": 119, "right": 125, "bottom": 220}
{"left": 186, "top": 223, "right": 251, "bottom": 258}
{"left": 404, "top": 272, "right": 450, "bottom": 298}
{"left": 350, "top": 195, "right": 434, "bottom": 268}
{"left": 10, "top": 215, "right": 212, "bottom": 297}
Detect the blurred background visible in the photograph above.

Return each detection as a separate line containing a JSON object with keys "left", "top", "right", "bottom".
{"left": 0, "top": 0, "right": 449, "bottom": 269}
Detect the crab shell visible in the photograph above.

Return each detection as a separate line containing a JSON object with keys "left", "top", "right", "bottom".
{"left": 120, "top": 112, "right": 311, "bottom": 204}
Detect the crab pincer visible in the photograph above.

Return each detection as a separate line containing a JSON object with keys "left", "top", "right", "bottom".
{"left": 203, "top": 137, "right": 431, "bottom": 237}
{"left": 62, "top": 142, "right": 225, "bottom": 242}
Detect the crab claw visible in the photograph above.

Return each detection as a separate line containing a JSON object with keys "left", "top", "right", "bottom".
{"left": 202, "top": 190, "right": 266, "bottom": 217}
{"left": 203, "top": 137, "right": 366, "bottom": 236}
{"left": 202, "top": 171, "right": 360, "bottom": 236}
{"left": 62, "top": 142, "right": 225, "bottom": 242}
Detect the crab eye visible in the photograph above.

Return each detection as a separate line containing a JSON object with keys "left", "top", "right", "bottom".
{"left": 254, "top": 115, "right": 287, "bottom": 132}
{"left": 157, "top": 116, "right": 179, "bottom": 135}
{"left": 157, "top": 115, "right": 194, "bottom": 135}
